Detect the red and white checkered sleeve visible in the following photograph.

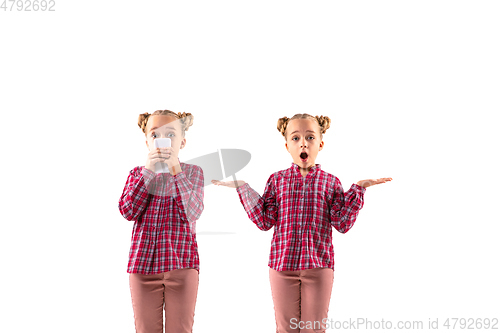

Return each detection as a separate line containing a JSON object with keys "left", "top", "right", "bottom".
{"left": 236, "top": 174, "right": 278, "bottom": 231}
{"left": 330, "top": 177, "right": 366, "bottom": 233}
{"left": 118, "top": 166, "right": 156, "bottom": 221}
{"left": 173, "top": 165, "right": 205, "bottom": 225}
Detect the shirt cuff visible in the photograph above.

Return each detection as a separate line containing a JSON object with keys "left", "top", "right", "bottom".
{"left": 172, "top": 170, "right": 185, "bottom": 178}
{"left": 353, "top": 183, "right": 366, "bottom": 194}
{"left": 173, "top": 171, "right": 197, "bottom": 198}
{"left": 141, "top": 167, "right": 156, "bottom": 182}
{"left": 236, "top": 182, "right": 250, "bottom": 194}
{"left": 173, "top": 171, "right": 188, "bottom": 191}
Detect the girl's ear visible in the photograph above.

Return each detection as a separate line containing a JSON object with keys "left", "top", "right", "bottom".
{"left": 319, "top": 140, "right": 324, "bottom": 150}
{"left": 180, "top": 138, "right": 187, "bottom": 148}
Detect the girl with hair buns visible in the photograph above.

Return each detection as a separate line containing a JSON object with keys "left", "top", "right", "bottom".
{"left": 212, "top": 113, "right": 392, "bottom": 333}
{"left": 118, "top": 110, "right": 204, "bottom": 333}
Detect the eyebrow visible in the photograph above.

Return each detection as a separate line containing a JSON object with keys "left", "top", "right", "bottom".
{"left": 290, "top": 130, "right": 316, "bottom": 135}
{"left": 149, "top": 126, "right": 176, "bottom": 133}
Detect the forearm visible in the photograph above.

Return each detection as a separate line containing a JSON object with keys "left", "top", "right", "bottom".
{"left": 118, "top": 168, "right": 155, "bottom": 221}
{"left": 173, "top": 170, "right": 204, "bottom": 222}
{"left": 331, "top": 183, "right": 365, "bottom": 233}
{"left": 237, "top": 183, "right": 276, "bottom": 231}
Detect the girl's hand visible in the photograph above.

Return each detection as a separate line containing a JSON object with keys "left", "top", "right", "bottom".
{"left": 159, "top": 147, "right": 182, "bottom": 175}
{"left": 211, "top": 179, "right": 246, "bottom": 188}
{"left": 145, "top": 147, "right": 168, "bottom": 172}
{"left": 356, "top": 177, "right": 393, "bottom": 188}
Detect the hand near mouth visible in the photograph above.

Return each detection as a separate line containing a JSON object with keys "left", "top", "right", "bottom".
{"left": 211, "top": 179, "right": 247, "bottom": 189}
{"left": 356, "top": 177, "right": 393, "bottom": 188}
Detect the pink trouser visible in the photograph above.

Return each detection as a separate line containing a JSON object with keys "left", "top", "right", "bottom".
{"left": 129, "top": 268, "right": 199, "bottom": 333}
{"left": 269, "top": 267, "right": 334, "bottom": 333}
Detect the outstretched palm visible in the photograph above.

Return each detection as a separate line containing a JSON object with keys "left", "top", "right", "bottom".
{"left": 357, "top": 177, "right": 392, "bottom": 188}
{"left": 211, "top": 179, "right": 246, "bottom": 188}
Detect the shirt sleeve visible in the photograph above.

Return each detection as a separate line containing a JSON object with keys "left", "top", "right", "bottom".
{"left": 172, "top": 165, "right": 205, "bottom": 226}
{"left": 330, "top": 178, "right": 366, "bottom": 233}
{"left": 118, "top": 167, "right": 156, "bottom": 221}
{"left": 236, "top": 174, "right": 278, "bottom": 231}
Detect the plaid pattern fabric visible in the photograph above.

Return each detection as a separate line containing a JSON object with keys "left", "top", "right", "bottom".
{"left": 237, "top": 163, "right": 366, "bottom": 271}
{"left": 118, "top": 160, "right": 204, "bottom": 274}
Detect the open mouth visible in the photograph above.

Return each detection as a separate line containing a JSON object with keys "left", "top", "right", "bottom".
{"left": 300, "top": 152, "right": 308, "bottom": 161}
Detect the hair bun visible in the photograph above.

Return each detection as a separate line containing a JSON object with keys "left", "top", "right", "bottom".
{"left": 316, "top": 115, "right": 331, "bottom": 134}
{"left": 277, "top": 116, "right": 290, "bottom": 137}
{"left": 178, "top": 112, "right": 194, "bottom": 132}
{"left": 138, "top": 112, "right": 151, "bottom": 133}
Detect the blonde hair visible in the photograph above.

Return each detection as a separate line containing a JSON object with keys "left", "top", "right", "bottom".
{"left": 277, "top": 113, "right": 331, "bottom": 140}
{"left": 138, "top": 110, "right": 194, "bottom": 137}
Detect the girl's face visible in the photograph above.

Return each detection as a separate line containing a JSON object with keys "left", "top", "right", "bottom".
{"left": 285, "top": 118, "right": 324, "bottom": 170}
{"left": 145, "top": 115, "right": 186, "bottom": 155}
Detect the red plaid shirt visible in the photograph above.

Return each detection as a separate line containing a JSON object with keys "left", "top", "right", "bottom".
{"left": 118, "top": 160, "right": 204, "bottom": 274}
{"left": 236, "top": 163, "right": 366, "bottom": 271}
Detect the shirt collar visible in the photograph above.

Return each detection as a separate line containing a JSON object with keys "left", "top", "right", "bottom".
{"left": 290, "top": 162, "right": 321, "bottom": 178}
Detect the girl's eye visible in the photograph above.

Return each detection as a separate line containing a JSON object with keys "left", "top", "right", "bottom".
{"left": 308, "top": 136, "right": 314, "bottom": 140}
{"left": 151, "top": 132, "right": 175, "bottom": 138}
{"left": 292, "top": 137, "right": 298, "bottom": 141}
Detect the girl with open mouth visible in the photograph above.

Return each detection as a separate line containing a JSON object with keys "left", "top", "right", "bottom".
{"left": 212, "top": 113, "right": 392, "bottom": 333}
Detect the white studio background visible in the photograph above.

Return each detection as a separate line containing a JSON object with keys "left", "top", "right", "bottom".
{"left": 1, "top": 1, "right": 499, "bottom": 332}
